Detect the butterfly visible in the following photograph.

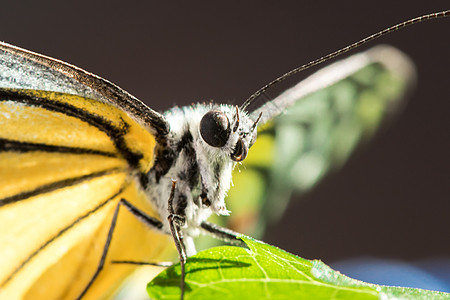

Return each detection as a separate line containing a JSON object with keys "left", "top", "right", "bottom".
{"left": 0, "top": 10, "right": 447, "bottom": 300}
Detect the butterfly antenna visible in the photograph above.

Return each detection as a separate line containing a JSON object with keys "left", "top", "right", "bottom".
{"left": 240, "top": 10, "right": 450, "bottom": 111}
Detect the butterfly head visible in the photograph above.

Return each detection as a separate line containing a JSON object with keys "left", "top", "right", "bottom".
{"left": 199, "top": 106, "right": 259, "bottom": 163}
{"left": 150, "top": 104, "right": 260, "bottom": 232}
{"left": 189, "top": 104, "right": 259, "bottom": 216}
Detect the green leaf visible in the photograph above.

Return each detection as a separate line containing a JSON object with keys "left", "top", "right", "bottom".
{"left": 147, "top": 237, "right": 450, "bottom": 300}
{"left": 147, "top": 237, "right": 449, "bottom": 299}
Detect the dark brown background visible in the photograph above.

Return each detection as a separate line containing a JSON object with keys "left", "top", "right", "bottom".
{"left": 1, "top": 2, "right": 448, "bottom": 264}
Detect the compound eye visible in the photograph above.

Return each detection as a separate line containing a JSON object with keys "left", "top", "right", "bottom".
{"left": 231, "top": 138, "right": 248, "bottom": 162}
{"left": 200, "top": 110, "right": 230, "bottom": 147}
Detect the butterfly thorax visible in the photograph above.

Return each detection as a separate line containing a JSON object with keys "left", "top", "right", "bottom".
{"left": 145, "top": 103, "right": 257, "bottom": 245}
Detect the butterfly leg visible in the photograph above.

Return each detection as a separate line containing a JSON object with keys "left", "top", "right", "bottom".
{"left": 166, "top": 179, "right": 188, "bottom": 300}
{"left": 111, "top": 260, "right": 174, "bottom": 267}
{"left": 200, "top": 221, "right": 247, "bottom": 247}
{"left": 77, "top": 198, "right": 164, "bottom": 300}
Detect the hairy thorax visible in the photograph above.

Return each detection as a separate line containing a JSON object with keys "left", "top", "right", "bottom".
{"left": 145, "top": 103, "right": 256, "bottom": 246}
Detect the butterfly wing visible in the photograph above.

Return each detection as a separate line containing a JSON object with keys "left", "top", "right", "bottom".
{"left": 222, "top": 45, "right": 416, "bottom": 237}
{"left": 0, "top": 43, "right": 172, "bottom": 299}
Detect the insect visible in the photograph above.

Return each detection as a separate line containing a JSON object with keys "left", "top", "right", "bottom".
{"left": 0, "top": 10, "right": 448, "bottom": 300}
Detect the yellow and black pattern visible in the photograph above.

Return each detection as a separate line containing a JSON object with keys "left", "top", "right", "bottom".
{"left": 0, "top": 88, "right": 156, "bottom": 173}
{"left": 0, "top": 88, "right": 172, "bottom": 299}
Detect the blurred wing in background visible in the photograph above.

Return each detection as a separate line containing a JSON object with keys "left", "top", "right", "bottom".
{"left": 206, "top": 46, "right": 416, "bottom": 240}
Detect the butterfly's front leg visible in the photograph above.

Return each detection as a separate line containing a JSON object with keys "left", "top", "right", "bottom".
{"left": 167, "top": 180, "right": 188, "bottom": 300}
{"left": 200, "top": 221, "right": 247, "bottom": 247}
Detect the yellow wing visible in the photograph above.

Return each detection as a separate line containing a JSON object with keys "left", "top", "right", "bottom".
{"left": 0, "top": 43, "right": 173, "bottom": 300}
